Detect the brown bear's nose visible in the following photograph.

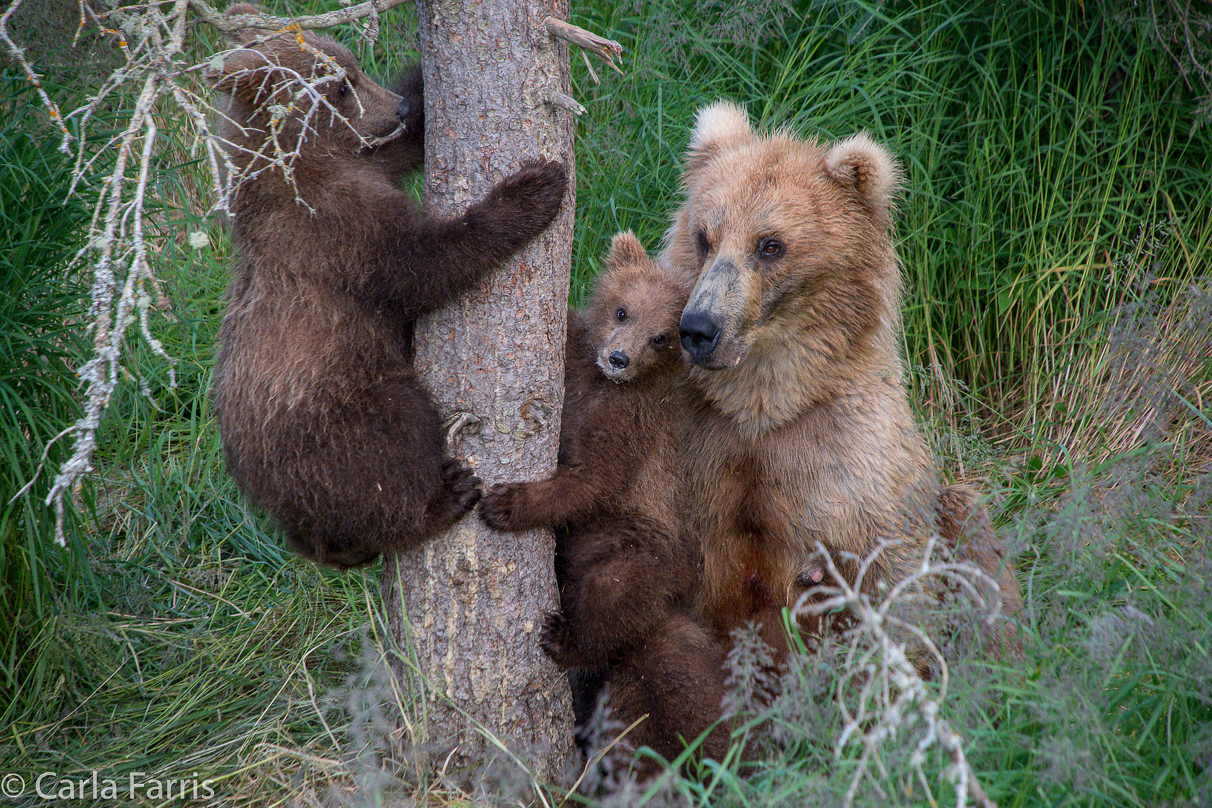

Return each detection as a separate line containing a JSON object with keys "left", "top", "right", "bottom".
{"left": 679, "top": 310, "right": 720, "bottom": 362}
{"left": 608, "top": 350, "right": 629, "bottom": 369}
{"left": 396, "top": 97, "right": 411, "bottom": 122}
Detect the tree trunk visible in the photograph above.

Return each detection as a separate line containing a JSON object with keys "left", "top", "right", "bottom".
{"left": 380, "top": 0, "right": 576, "bottom": 785}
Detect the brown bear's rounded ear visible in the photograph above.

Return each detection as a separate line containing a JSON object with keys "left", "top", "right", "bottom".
{"left": 686, "top": 100, "right": 751, "bottom": 170}
{"left": 824, "top": 133, "right": 903, "bottom": 222}
{"left": 204, "top": 46, "right": 273, "bottom": 96}
{"left": 224, "top": 3, "right": 265, "bottom": 46}
{"left": 605, "top": 230, "right": 648, "bottom": 269}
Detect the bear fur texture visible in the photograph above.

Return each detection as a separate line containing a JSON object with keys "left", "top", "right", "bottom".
{"left": 478, "top": 233, "right": 728, "bottom": 762}
{"left": 208, "top": 5, "right": 567, "bottom": 568}
{"left": 667, "top": 101, "right": 1020, "bottom": 653}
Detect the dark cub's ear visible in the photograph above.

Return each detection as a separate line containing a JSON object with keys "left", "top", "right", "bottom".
{"left": 223, "top": 3, "right": 263, "bottom": 46}
{"left": 685, "top": 100, "right": 752, "bottom": 173}
{"left": 824, "top": 132, "right": 902, "bottom": 222}
{"left": 205, "top": 46, "right": 278, "bottom": 99}
{"left": 605, "top": 230, "right": 648, "bottom": 271}
{"left": 205, "top": 4, "right": 277, "bottom": 95}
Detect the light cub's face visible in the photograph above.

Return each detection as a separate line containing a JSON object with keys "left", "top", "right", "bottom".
{"left": 669, "top": 101, "right": 902, "bottom": 370}
{"left": 208, "top": 5, "right": 407, "bottom": 158}
{"left": 587, "top": 232, "right": 685, "bottom": 383}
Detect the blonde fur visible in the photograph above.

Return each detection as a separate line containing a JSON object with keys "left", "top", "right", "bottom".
{"left": 666, "top": 105, "right": 1020, "bottom": 654}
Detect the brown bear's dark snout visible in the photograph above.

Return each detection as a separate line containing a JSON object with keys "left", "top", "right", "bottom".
{"left": 395, "top": 97, "right": 411, "bottom": 121}
{"left": 680, "top": 309, "right": 721, "bottom": 362}
{"left": 608, "top": 350, "right": 629, "bottom": 369}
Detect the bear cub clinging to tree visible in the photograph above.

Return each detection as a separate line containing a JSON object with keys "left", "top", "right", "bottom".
{"left": 479, "top": 233, "right": 729, "bottom": 763}
{"left": 208, "top": 5, "right": 567, "bottom": 568}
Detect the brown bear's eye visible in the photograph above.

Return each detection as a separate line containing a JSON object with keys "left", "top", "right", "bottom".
{"left": 652, "top": 333, "right": 667, "bottom": 346}
{"left": 338, "top": 80, "right": 350, "bottom": 97}
{"left": 615, "top": 308, "right": 628, "bottom": 322}
{"left": 695, "top": 228, "right": 711, "bottom": 257}
{"left": 757, "top": 237, "right": 785, "bottom": 260}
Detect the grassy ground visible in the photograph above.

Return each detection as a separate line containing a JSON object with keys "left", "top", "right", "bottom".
{"left": 2, "top": 0, "right": 1210, "bottom": 805}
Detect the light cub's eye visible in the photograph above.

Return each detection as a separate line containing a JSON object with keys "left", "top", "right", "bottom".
{"left": 615, "top": 308, "right": 628, "bottom": 321}
{"left": 652, "top": 333, "right": 667, "bottom": 346}
{"left": 695, "top": 228, "right": 711, "bottom": 257}
{"left": 757, "top": 237, "right": 785, "bottom": 260}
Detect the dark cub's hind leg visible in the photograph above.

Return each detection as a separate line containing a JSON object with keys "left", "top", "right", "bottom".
{"left": 541, "top": 516, "right": 696, "bottom": 671}
{"left": 270, "top": 378, "right": 480, "bottom": 568}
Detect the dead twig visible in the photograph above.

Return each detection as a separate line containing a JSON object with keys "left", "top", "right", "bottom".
{"left": 544, "top": 16, "right": 623, "bottom": 78}
{"left": 797, "top": 539, "right": 1000, "bottom": 808}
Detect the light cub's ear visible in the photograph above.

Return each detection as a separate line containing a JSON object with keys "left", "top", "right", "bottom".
{"left": 686, "top": 100, "right": 751, "bottom": 169}
{"left": 825, "top": 132, "right": 902, "bottom": 220}
{"left": 605, "top": 230, "right": 648, "bottom": 270}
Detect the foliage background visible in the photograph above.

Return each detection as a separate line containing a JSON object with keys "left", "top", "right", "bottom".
{"left": 1, "top": 0, "right": 1209, "bottom": 805}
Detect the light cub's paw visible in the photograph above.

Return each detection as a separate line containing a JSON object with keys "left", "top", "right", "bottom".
{"left": 477, "top": 482, "right": 535, "bottom": 531}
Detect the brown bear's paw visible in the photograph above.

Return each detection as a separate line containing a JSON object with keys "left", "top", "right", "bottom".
{"left": 477, "top": 481, "right": 539, "bottom": 532}
{"left": 425, "top": 458, "right": 482, "bottom": 533}
{"left": 539, "top": 610, "right": 579, "bottom": 669}
{"left": 481, "top": 159, "right": 568, "bottom": 243}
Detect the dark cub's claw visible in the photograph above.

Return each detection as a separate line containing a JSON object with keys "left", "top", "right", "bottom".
{"left": 444, "top": 458, "right": 481, "bottom": 511}
{"left": 493, "top": 159, "right": 568, "bottom": 230}
{"left": 539, "top": 610, "right": 576, "bottom": 669}
{"left": 427, "top": 458, "right": 481, "bottom": 532}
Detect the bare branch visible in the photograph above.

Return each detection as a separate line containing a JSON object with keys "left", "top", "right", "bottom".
{"left": 188, "top": 0, "right": 415, "bottom": 34}
{"left": 545, "top": 90, "right": 586, "bottom": 116}
{"left": 798, "top": 540, "right": 1000, "bottom": 808}
{"left": 544, "top": 16, "right": 623, "bottom": 75}
{"left": 0, "top": 0, "right": 72, "bottom": 150}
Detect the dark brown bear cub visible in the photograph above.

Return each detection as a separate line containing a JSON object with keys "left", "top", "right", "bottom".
{"left": 479, "top": 233, "right": 728, "bottom": 762}
{"left": 208, "top": 5, "right": 567, "bottom": 568}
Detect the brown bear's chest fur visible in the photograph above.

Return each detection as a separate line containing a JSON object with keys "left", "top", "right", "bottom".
{"left": 683, "top": 379, "right": 937, "bottom": 648}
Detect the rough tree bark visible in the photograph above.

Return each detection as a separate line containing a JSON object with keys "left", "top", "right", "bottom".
{"left": 379, "top": 0, "right": 576, "bottom": 784}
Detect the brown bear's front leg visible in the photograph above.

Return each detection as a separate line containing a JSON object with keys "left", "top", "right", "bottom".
{"left": 478, "top": 469, "right": 600, "bottom": 531}
{"left": 424, "top": 458, "right": 483, "bottom": 534}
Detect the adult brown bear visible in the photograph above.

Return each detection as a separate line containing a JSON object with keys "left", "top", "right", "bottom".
{"left": 667, "top": 101, "right": 1021, "bottom": 655}
{"left": 208, "top": 6, "right": 567, "bottom": 568}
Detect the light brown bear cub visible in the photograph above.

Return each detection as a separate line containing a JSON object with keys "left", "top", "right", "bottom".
{"left": 668, "top": 101, "right": 1020, "bottom": 654}
{"left": 479, "top": 233, "right": 728, "bottom": 762}
{"left": 208, "top": 6, "right": 567, "bottom": 568}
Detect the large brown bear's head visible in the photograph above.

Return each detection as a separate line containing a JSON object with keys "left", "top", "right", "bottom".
{"left": 206, "top": 4, "right": 417, "bottom": 174}
{"left": 667, "top": 101, "right": 904, "bottom": 386}
{"left": 583, "top": 232, "right": 686, "bottom": 384}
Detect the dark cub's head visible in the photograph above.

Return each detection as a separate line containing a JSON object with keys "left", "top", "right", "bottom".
{"left": 584, "top": 232, "right": 686, "bottom": 383}
{"left": 206, "top": 4, "right": 419, "bottom": 175}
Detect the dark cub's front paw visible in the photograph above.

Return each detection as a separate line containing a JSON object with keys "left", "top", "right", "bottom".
{"left": 482, "top": 159, "right": 568, "bottom": 241}
{"left": 539, "top": 610, "right": 579, "bottom": 669}
{"left": 478, "top": 481, "right": 536, "bottom": 531}
{"left": 426, "top": 458, "right": 482, "bottom": 533}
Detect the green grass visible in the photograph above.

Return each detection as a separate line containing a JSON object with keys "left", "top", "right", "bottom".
{"left": 2, "top": 0, "right": 1210, "bottom": 805}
